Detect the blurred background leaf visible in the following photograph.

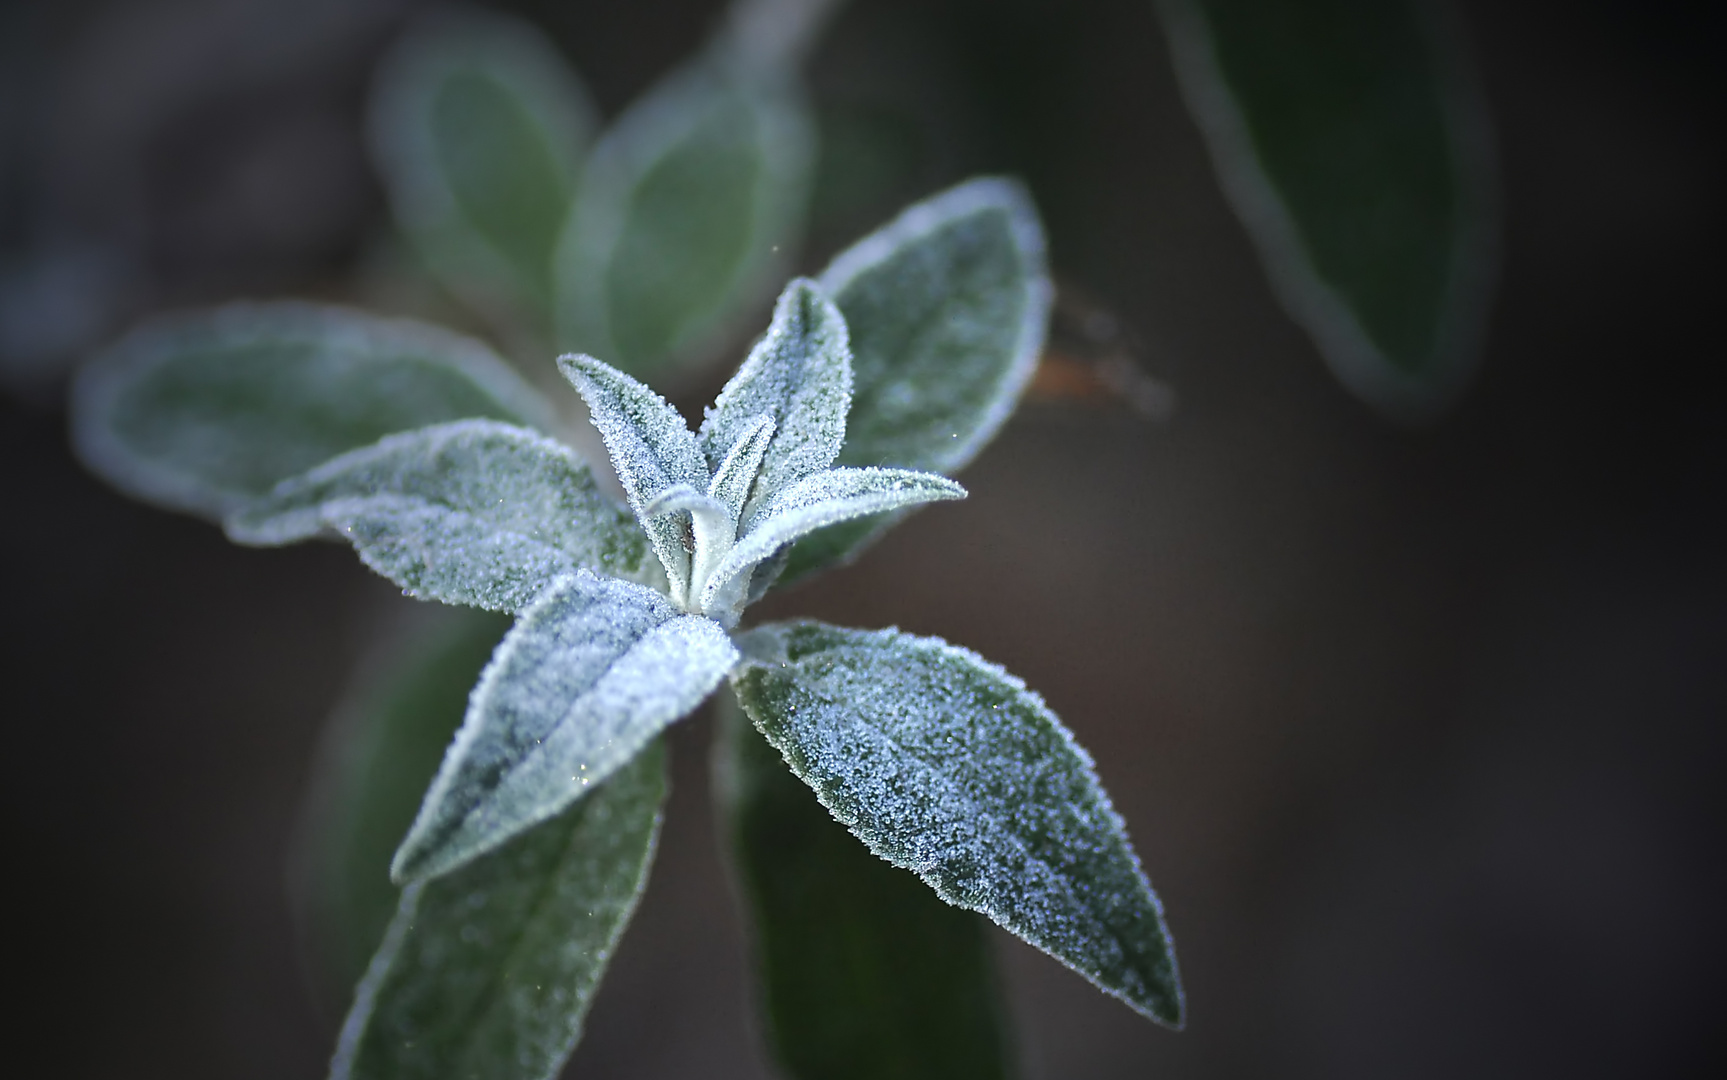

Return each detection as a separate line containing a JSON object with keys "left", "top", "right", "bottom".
{"left": 1157, "top": 0, "right": 1497, "bottom": 421}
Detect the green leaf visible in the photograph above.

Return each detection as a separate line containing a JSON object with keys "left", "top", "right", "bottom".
{"left": 704, "top": 467, "right": 964, "bottom": 613}
{"left": 731, "top": 621, "right": 1184, "bottom": 1027}
{"left": 715, "top": 690, "right": 1016, "bottom": 1080}
{"left": 553, "top": 58, "right": 815, "bottom": 376}
{"left": 698, "top": 277, "right": 852, "bottom": 523}
{"left": 369, "top": 5, "right": 596, "bottom": 321}
{"left": 71, "top": 302, "right": 555, "bottom": 520}
{"left": 332, "top": 739, "right": 665, "bottom": 1080}
{"left": 780, "top": 177, "right": 1052, "bottom": 583}
{"left": 227, "top": 420, "right": 658, "bottom": 612}
{"left": 392, "top": 571, "right": 735, "bottom": 883}
{"left": 557, "top": 353, "right": 708, "bottom": 599}
{"left": 293, "top": 608, "right": 512, "bottom": 1004}
{"left": 1157, "top": 0, "right": 1497, "bottom": 420}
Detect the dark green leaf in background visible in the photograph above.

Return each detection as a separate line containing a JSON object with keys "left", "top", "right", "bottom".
{"left": 1158, "top": 0, "right": 1497, "bottom": 420}
{"left": 331, "top": 739, "right": 666, "bottom": 1080}
{"left": 391, "top": 571, "right": 735, "bottom": 884}
{"left": 70, "top": 302, "right": 554, "bottom": 519}
{"left": 293, "top": 608, "right": 512, "bottom": 1006}
{"left": 732, "top": 621, "right": 1184, "bottom": 1027}
{"left": 715, "top": 691, "right": 1016, "bottom": 1080}
{"left": 227, "top": 420, "right": 658, "bottom": 612}
{"left": 780, "top": 178, "right": 1052, "bottom": 583}
{"left": 554, "top": 60, "right": 815, "bottom": 377}
{"left": 370, "top": 5, "right": 597, "bottom": 323}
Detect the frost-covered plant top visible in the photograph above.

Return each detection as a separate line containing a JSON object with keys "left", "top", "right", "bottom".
{"left": 73, "top": 178, "right": 1182, "bottom": 1080}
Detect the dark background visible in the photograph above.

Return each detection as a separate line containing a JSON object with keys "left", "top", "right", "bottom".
{"left": 2, "top": 0, "right": 1722, "bottom": 1076}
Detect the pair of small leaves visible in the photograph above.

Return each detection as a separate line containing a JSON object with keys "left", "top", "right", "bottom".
{"left": 1157, "top": 0, "right": 1497, "bottom": 421}
{"left": 371, "top": 4, "right": 815, "bottom": 376}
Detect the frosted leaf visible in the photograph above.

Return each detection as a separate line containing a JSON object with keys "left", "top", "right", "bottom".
{"left": 332, "top": 741, "right": 664, "bottom": 1080}
{"left": 731, "top": 621, "right": 1184, "bottom": 1027}
{"left": 641, "top": 483, "right": 734, "bottom": 611}
{"left": 553, "top": 57, "right": 814, "bottom": 376}
{"left": 392, "top": 571, "right": 735, "bottom": 883}
{"left": 293, "top": 608, "right": 512, "bottom": 1006}
{"left": 698, "top": 278, "right": 852, "bottom": 522}
{"left": 369, "top": 5, "right": 596, "bottom": 322}
{"left": 71, "top": 302, "right": 556, "bottom": 521}
{"left": 227, "top": 420, "right": 655, "bottom": 613}
{"left": 714, "top": 690, "right": 1015, "bottom": 1079}
{"left": 700, "top": 469, "right": 964, "bottom": 618}
{"left": 780, "top": 178, "right": 1052, "bottom": 583}
{"left": 1156, "top": 0, "right": 1496, "bottom": 421}
{"left": 707, "top": 411, "right": 776, "bottom": 523}
{"left": 556, "top": 354, "right": 707, "bottom": 597}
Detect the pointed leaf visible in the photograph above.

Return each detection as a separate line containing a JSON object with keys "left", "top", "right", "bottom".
{"left": 706, "top": 412, "right": 776, "bottom": 521}
{"left": 71, "top": 302, "right": 555, "bottom": 520}
{"left": 557, "top": 353, "right": 707, "bottom": 596}
{"left": 731, "top": 621, "right": 1184, "bottom": 1027}
{"left": 1157, "top": 0, "right": 1497, "bottom": 421}
{"left": 369, "top": 6, "right": 596, "bottom": 322}
{"left": 780, "top": 178, "right": 1052, "bottom": 583}
{"left": 715, "top": 690, "right": 1015, "bottom": 1080}
{"left": 293, "top": 608, "right": 512, "bottom": 1004}
{"left": 553, "top": 59, "right": 815, "bottom": 376}
{"left": 698, "top": 278, "right": 852, "bottom": 519}
{"left": 227, "top": 420, "right": 656, "bottom": 613}
{"left": 701, "top": 468, "right": 964, "bottom": 614}
{"left": 393, "top": 571, "right": 735, "bottom": 883}
{"left": 332, "top": 740, "right": 665, "bottom": 1080}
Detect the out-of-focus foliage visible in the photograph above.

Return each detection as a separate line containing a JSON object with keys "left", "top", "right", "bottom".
{"left": 1158, "top": 0, "right": 1497, "bottom": 420}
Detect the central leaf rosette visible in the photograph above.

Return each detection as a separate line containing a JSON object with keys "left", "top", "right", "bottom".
{"left": 560, "top": 278, "right": 965, "bottom": 627}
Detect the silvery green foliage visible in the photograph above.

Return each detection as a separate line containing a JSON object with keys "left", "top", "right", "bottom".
{"left": 1157, "top": 0, "right": 1497, "bottom": 421}
{"left": 560, "top": 277, "right": 965, "bottom": 626}
{"left": 333, "top": 741, "right": 664, "bottom": 1080}
{"left": 391, "top": 572, "right": 736, "bottom": 884}
{"left": 71, "top": 302, "right": 554, "bottom": 520}
{"left": 731, "top": 621, "right": 1184, "bottom": 1027}
{"left": 369, "top": 5, "right": 597, "bottom": 322}
{"left": 782, "top": 178, "right": 1053, "bottom": 583}
{"left": 553, "top": 55, "right": 814, "bottom": 375}
{"left": 227, "top": 420, "right": 658, "bottom": 613}
{"left": 715, "top": 691, "right": 1014, "bottom": 1080}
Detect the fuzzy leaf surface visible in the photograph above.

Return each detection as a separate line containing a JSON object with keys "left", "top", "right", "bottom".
{"left": 703, "top": 468, "right": 964, "bottom": 613}
{"left": 782, "top": 178, "right": 1051, "bottom": 582}
{"left": 558, "top": 354, "right": 707, "bottom": 596}
{"left": 1157, "top": 0, "right": 1496, "bottom": 420}
{"left": 732, "top": 621, "right": 1184, "bottom": 1027}
{"left": 698, "top": 278, "right": 851, "bottom": 519}
{"left": 72, "top": 302, "right": 554, "bottom": 520}
{"left": 554, "top": 60, "right": 814, "bottom": 375}
{"left": 393, "top": 571, "right": 735, "bottom": 883}
{"left": 332, "top": 740, "right": 665, "bottom": 1080}
{"left": 228, "top": 420, "right": 655, "bottom": 612}
{"left": 715, "top": 691, "right": 1014, "bottom": 1080}
{"left": 369, "top": 6, "right": 596, "bottom": 320}
{"left": 294, "top": 609, "right": 512, "bottom": 1003}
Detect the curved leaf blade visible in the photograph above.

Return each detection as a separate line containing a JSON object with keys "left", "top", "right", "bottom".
{"left": 731, "top": 621, "right": 1184, "bottom": 1027}
{"left": 332, "top": 740, "right": 666, "bottom": 1080}
{"left": 1157, "top": 0, "right": 1497, "bottom": 420}
{"left": 71, "top": 302, "right": 555, "bottom": 520}
{"left": 698, "top": 278, "right": 852, "bottom": 520}
{"left": 554, "top": 59, "right": 815, "bottom": 376}
{"left": 393, "top": 571, "right": 735, "bottom": 883}
{"left": 781, "top": 177, "right": 1052, "bottom": 583}
{"left": 293, "top": 608, "right": 512, "bottom": 1004}
{"left": 370, "top": 5, "right": 596, "bottom": 320}
{"left": 227, "top": 420, "right": 657, "bottom": 612}
{"left": 715, "top": 690, "right": 1015, "bottom": 1080}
